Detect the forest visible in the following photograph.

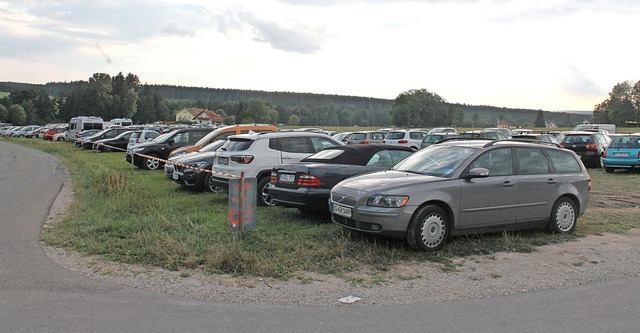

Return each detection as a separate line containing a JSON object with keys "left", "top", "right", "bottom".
{"left": 0, "top": 73, "right": 598, "bottom": 128}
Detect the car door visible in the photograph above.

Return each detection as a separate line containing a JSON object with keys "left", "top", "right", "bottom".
{"left": 277, "top": 136, "right": 315, "bottom": 165}
{"left": 514, "top": 147, "right": 558, "bottom": 223}
{"left": 458, "top": 148, "right": 517, "bottom": 228}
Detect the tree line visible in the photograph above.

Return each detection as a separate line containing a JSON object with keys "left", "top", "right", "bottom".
{"left": 0, "top": 73, "right": 597, "bottom": 128}
{"left": 592, "top": 80, "right": 640, "bottom": 127}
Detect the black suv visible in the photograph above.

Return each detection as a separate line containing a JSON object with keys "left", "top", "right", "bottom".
{"left": 126, "top": 128, "right": 212, "bottom": 170}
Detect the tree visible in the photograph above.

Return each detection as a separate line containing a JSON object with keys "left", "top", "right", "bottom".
{"left": 632, "top": 80, "right": 640, "bottom": 127}
{"left": 288, "top": 114, "right": 300, "bottom": 126}
{"left": 534, "top": 110, "right": 546, "bottom": 127}
{"left": 8, "top": 104, "right": 27, "bottom": 125}
{"left": 594, "top": 81, "right": 635, "bottom": 126}
{"left": 0, "top": 104, "right": 8, "bottom": 122}
{"left": 391, "top": 89, "right": 451, "bottom": 127}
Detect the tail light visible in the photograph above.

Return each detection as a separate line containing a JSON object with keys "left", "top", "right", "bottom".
{"left": 230, "top": 155, "right": 254, "bottom": 164}
{"left": 270, "top": 171, "right": 277, "bottom": 183}
{"left": 361, "top": 140, "right": 369, "bottom": 144}
{"left": 297, "top": 174, "right": 322, "bottom": 187}
{"left": 602, "top": 150, "right": 607, "bottom": 158}
{"left": 586, "top": 143, "right": 598, "bottom": 151}
{"left": 588, "top": 176, "right": 592, "bottom": 191}
{"left": 399, "top": 139, "right": 408, "bottom": 144}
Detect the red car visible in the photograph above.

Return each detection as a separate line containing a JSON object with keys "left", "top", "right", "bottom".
{"left": 42, "top": 128, "right": 63, "bottom": 140}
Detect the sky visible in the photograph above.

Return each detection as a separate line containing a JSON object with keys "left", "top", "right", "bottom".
{"left": 1, "top": 0, "right": 639, "bottom": 112}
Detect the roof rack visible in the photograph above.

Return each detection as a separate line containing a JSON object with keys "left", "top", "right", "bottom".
{"left": 482, "top": 138, "right": 561, "bottom": 148}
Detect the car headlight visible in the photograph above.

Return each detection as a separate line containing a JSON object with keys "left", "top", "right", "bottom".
{"left": 367, "top": 195, "right": 409, "bottom": 208}
{"left": 133, "top": 147, "right": 146, "bottom": 152}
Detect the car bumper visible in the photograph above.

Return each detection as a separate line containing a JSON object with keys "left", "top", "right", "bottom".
{"left": 269, "top": 186, "right": 331, "bottom": 209}
{"left": 173, "top": 170, "right": 205, "bottom": 189}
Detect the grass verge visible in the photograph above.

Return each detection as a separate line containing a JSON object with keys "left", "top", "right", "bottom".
{"left": 4, "top": 137, "right": 640, "bottom": 280}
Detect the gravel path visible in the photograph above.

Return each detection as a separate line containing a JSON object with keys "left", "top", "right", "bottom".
{"left": 43, "top": 173, "right": 640, "bottom": 306}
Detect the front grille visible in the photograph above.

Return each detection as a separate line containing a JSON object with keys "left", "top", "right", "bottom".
{"left": 332, "top": 214, "right": 379, "bottom": 232}
{"left": 330, "top": 191, "right": 358, "bottom": 206}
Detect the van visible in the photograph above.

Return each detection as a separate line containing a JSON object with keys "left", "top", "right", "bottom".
{"left": 167, "top": 124, "right": 278, "bottom": 159}
{"left": 67, "top": 116, "right": 104, "bottom": 141}
{"left": 573, "top": 123, "right": 616, "bottom": 134}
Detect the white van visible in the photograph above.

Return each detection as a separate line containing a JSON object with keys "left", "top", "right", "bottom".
{"left": 106, "top": 118, "right": 133, "bottom": 128}
{"left": 573, "top": 123, "right": 616, "bottom": 134}
{"left": 67, "top": 116, "right": 104, "bottom": 141}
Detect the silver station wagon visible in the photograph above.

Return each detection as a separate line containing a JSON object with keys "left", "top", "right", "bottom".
{"left": 329, "top": 139, "right": 591, "bottom": 251}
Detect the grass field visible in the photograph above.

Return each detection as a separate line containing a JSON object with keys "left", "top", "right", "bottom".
{"left": 3, "top": 137, "right": 640, "bottom": 280}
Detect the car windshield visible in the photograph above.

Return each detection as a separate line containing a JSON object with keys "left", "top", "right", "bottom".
{"left": 152, "top": 132, "right": 173, "bottom": 143}
{"left": 199, "top": 140, "right": 226, "bottom": 152}
{"left": 393, "top": 145, "right": 477, "bottom": 177}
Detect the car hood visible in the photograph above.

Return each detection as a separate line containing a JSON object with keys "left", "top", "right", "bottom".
{"left": 336, "top": 170, "right": 447, "bottom": 192}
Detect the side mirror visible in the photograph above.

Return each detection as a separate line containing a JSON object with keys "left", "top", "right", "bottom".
{"left": 168, "top": 139, "right": 175, "bottom": 145}
{"left": 462, "top": 167, "right": 490, "bottom": 179}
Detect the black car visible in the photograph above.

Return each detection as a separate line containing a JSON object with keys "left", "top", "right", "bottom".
{"left": 80, "top": 127, "right": 131, "bottom": 149}
{"left": 92, "top": 130, "right": 134, "bottom": 152}
{"left": 269, "top": 144, "right": 415, "bottom": 214}
{"left": 171, "top": 140, "right": 226, "bottom": 192}
{"left": 559, "top": 131, "right": 611, "bottom": 168}
{"left": 511, "top": 133, "right": 560, "bottom": 145}
{"left": 126, "top": 128, "right": 212, "bottom": 170}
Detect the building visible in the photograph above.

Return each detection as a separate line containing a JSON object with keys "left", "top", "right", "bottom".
{"left": 175, "top": 108, "right": 224, "bottom": 126}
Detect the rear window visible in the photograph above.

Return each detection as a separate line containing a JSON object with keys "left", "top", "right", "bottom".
{"left": 610, "top": 136, "right": 640, "bottom": 148}
{"left": 350, "top": 133, "right": 366, "bottom": 141}
{"left": 386, "top": 132, "right": 406, "bottom": 140}
{"left": 562, "top": 135, "right": 592, "bottom": 144}
{"left": 223, "top": 138, "right": 255, "bottom": 151}
{"left": 545, "top": 149, "right": 582, "bottom": 173}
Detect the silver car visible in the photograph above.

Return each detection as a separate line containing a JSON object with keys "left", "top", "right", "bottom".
{"left": 329, "top": 139, "right": 590, "bottom": 251}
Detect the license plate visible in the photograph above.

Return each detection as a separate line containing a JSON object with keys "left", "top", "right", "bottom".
{"left": 332, "top": 204, "right": 352, "bottom": 218}
{"left": 614, "top": 152, "right": 630, "bottom": 157}
{"left": 279, "top": 174, "right": 295, "bottom": 183}
{"left": 218, "top": 157, "right": 229, "bottom": 165}
{"left": 173, "top": 172, "right": 182, "bottom": 180}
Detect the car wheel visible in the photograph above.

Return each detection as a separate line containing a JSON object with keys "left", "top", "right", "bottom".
{"left": 605, "top": 167, "right": 614, "bottom": 173}
{"left": 593, "top": 155, "right": 603, "bottom": 168}
{"left": 548, "top": 197, "right": 577, "bottom": 234}
{"left": 143, "top": 154, "right": 161, "bottom": 170}
{"left": 406, "top": 205, "right": 449, "bottom": 251}
{"left": 204, "top": 173, "right": 223, "bottom": 193}
{"left": 257, "top": 177, "right": 275, "bottom": 207}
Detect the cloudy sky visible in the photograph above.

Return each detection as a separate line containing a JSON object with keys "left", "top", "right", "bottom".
{"left": 1, "top": 0, "right": 638, "bottom": 111}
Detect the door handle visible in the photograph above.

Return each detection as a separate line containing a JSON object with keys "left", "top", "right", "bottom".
{"left": 547, "top": 179, "right": 558, "bottom": 184}
{"left": 502, "top": 181, "right": 514, "bottom": 187}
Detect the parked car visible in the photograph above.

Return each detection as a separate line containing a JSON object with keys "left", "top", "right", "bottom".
{"left": 11, "top": 125, "right": 40, "bottom": 137}
{"left": 558, "top": 131, "right": 611, "bottom": 168}
{"left": 167, "top": 124, "right": 278, "bottom": 159}
{"left": 420, "top": 133, "right": 458, "bottom": 149}
{"left": 73, "top": 129, "right": 102, "bottom": 146}
{"left": 344, "top": 131, "right": 386, "bottom": 145}
{"left": 171, "top": 140, "right": 227, "bottom": 192}
{"left": 126, "top": 128, "right": 212, "bottom": 170}
{"left": 602, "top": 134, "right": 640, "bottom": 173}
{"left": 332, "top": 132, "right": 352, "bottom": 143}
{"left": 211, "top": 131, "right": 343, "bottom": 206}
{"left": 457, "top": 130, "right": 509, "bottom": 140}
{"left": 382, "top": 130, "right": 428, "bottom": 150}
{"left": 52, "top": 131, "right": 67, "bottom": 141}
{"left": 80, "top": 127, "right": 132, "bottom": 149}
{"left": 165, "top": 139, "right": 226, "bottom": 179}
{"left": 127, "top": 129, "right": 161, "bottom": 151}
{"left": 42, "top": 127, "right": 65, "bottom": 141}
{"left": 270, "top": 144, "right": 414, "bottom": 214}
{"left": 509, "top": 129, "right": 533, "bottom": 136}
{"left": 329, "top": 139, "right": 590, "bottom": 251}
{"left": 511, "top": 133, "right": 560, "bottom": 144}
{"left": 92, "top": 130, "right": 135, "bottom": 152}
{"left": 428, "top": 127, "right": 458, "bottom": 135}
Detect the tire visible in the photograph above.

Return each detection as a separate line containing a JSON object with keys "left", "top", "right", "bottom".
{"left": 204, "top": 173, "right": 223, "bottom": 193}
{"left": 257, "top": 176, "right": 275, "bottom": 207}
{"left": 406, "top": 205, "right": 449, "bottom": 251}
{"left": 548, "top": 197, "right": 577, "bottom": 234}
{"left": 143, "top": 154, "right": 161, "bottom": 170}
{"left": 605, "top": 167, "right": 614, "bottom": 173}
{"left": 593, "top": 155, "right": 603, "bottom": 168}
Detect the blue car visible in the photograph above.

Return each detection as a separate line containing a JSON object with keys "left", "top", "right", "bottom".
{"left": 603, "top": 134, "right": 640, "bottom": 173}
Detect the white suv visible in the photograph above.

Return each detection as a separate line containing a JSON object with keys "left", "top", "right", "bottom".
{"left": 382, "top": 129, "right": 428, "bottom": 150}
{"left": 211, "top": 131, "right": 342, "bottom": 206}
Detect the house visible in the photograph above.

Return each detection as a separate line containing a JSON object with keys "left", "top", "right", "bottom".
{"left": 175, "top": 108, "right": 223, "bottom": 126}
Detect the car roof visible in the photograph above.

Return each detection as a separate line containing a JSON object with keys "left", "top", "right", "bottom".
{"left": 301, "top": 144, "right": 414, "bottom": 164}
{"left": 229, "top": 130, "right": 330, "bottom": 140}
